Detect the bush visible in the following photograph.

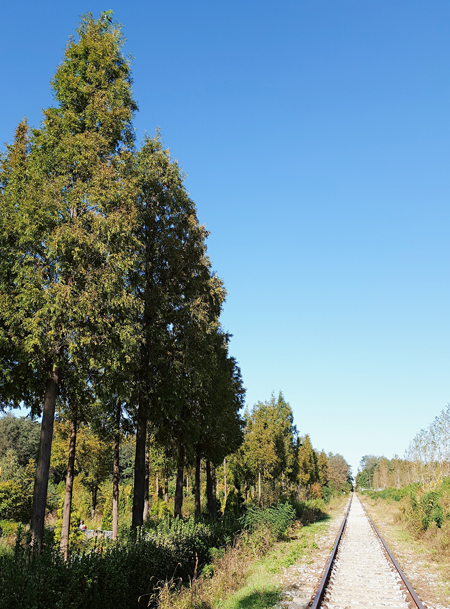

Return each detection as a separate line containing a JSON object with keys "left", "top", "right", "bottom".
{"left": 0, "top": 520, "right": 20, "bottom": 537}
{"left": 367, "top": 483, "right": 448, "bottom": 534}
{"left": 240, "top": 503, "right": 296, "bottom": 539}
{"left": 290, "top": 499, "right": 327, "bottom": 524}
{"left": 0, "top": 480, "right": 31, "bottom": 521}
{"left": 322, "top": 486, "right": 332, "bottom": 503}
{"left": 362, "top": 486, "right": 415, "bottom": 502}
{"left": 0, "top": 498, "right": 328, "bottom": 607}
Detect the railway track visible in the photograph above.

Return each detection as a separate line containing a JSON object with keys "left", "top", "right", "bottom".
{"left": 310, "top": 493, "right": 427, "bottom": 609}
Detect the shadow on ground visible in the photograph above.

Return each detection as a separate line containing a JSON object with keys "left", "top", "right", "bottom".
{"left": 234, "top": 588, "right": 282, "bottom": 608}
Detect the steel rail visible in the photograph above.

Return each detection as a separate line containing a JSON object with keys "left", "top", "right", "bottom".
{"left": 360, "top": 498, "right": 426, "bottom": 609}
{"left": 310, "top": 494, "right": 353, "bottom": 609}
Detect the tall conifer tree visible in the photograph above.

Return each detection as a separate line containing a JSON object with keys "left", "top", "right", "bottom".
{"left": 130, "top": 134, "right": 224, "bottom": 526}
{"left": 0, "top": 12, "right": 138, "bottom": 549}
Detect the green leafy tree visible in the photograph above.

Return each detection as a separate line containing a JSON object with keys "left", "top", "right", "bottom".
{"left": 130, "top": 134, "right": 225, "bottom": 526}
{"left": 0, "top": 11, "right": 138, "bottom": 550}
{"left": 237, "top": 394, "right": 297, "bottom": 506}
{"left": 51, "top": 419, "right": 112, "bottom": 517}
{"left": 0, "top": 413, "right": 40, "bottom": 467}
{"left": 358, "top": 455, "right": 382, "bottom": 489}
{"left": 188, "top": 331, "right": 245, "bottom": 519}
{"left": 327, "top": 453, "right": 352, "bottom": 492}
{"left": 297, "top": 435, "right": 319, "bottom": 496}
{"left": 317, "top": 450, "right": 329, "bottom": 487}
{"left": 0, "top": 458, "right": 35, "bottom": 522}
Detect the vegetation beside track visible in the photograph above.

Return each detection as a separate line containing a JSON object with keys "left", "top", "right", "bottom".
{"left": 359, "top": 490, "right": 450, "bottom": 607}
{"left": 0, "top": 499, "right": 332, "bottom": 609}
{"left": 156, "top": 497, "right": 345, "bottom": 609}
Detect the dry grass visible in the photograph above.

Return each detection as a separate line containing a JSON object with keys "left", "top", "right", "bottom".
{"left": 154, "top": 537, "right": 254, "bottom": 609}
{"left": 388, "top": 492, "right": 450, "bottom": 563}
{"left": 153, "top": 499, "right": 344, "bottom": 609}
{"left": 360, "top": 494, "right": 450, "bottom": 607}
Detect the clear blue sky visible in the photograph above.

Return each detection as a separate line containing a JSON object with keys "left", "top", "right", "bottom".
{"left": 2, "top": 1, "right": 450, "bottom": 476}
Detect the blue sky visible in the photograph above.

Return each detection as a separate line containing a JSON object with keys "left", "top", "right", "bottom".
{"left": 2, "top": 1, "right": 450, "bottom": 475}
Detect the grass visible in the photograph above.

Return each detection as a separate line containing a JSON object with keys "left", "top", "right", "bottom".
{"left": 217, "top": 519, "right": 330, "bottom": 609}
{"left": 154, "top": 497, "right": 345, "bottom": 609}
{"left": 154, "top": 522, "right": 324, "bottom": 609}
{"left": 359, "top": 492, "right": 450, "bottom": 607}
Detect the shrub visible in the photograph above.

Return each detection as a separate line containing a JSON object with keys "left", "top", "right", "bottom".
{"left": 0, "top": 480, "right": 31, "bottom": 521}
{"left": 240, "top": 503, "right": 296, "bottom": 539}
{"left": 0, "top": 520, "right": 20, "bottom": 537}
{"left": 0, "top": 498, "right": 327, "bottom": 607}
{"left": 290, "top": 499, "right": 327, "bottom": 525}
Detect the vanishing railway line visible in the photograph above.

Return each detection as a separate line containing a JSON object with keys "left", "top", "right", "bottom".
{"left": 310, "top": 494, "right": 426, "bottom": 609}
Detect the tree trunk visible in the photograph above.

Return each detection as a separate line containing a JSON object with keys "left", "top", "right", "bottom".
{"left": 143, "top": 423, "right": 150, "bottom": 521}
{"left": 224, "top": 458, "right": 227, "bottom": 507}
{"left": 258, "top": 470, "right": 261, "bottom": 506}
{"left": 91, "top": 486, "right": 98, "bottom": 518}
{"left": 186, "top": 474, "right": 189, "bottom": 496}
{"left": 132, "top": 394, "right": 147, "bottom": 529}
{"left": 212, "top": 463, "right": 217, "bottom": 520}
{"left": 164, "top": 465, "right": 169, "bottom": 503}
{"left": 31, "top": 369, "right": 59, "bottom": 552}
{"left": 206, "top": 459, "right": 216, "bottom": 520}
{"left": 60, "top": 414, "right": 77, "bottom": 559}
{"left": 174, "top": 441, "right": 185, "bottom": 518}
{"left": 195, "top": 453, "right": 201, "bottom": 517}
{"left": 112, "top": 426, "right": 120, "bottom": 540}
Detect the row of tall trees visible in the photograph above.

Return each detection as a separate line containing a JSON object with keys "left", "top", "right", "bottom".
{"left": 404, "top": 404, "right": 450, "bottom": 487}
{"left": 0, "top": 12, "right": 244, "bottom": 555}
{"left": 0, "top": 397, "right": 353, "bottom": 531}
{"left": 229, "top": 393, "right": 352, "bottom": 506}
{"left": 356, "top": 405, "right": 450, "bottom": 491}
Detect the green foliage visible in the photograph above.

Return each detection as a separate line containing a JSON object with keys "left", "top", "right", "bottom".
{"left": 357, "top": 455, "right": 382, "bottom": 489}
{"left": 289, "top": 499, "right": 327, "bottom": 524}
{"left": 298, "top": 435, "right": 318, "bottom": 488}
{"left": 327, "top": 453, "right": 352, "bottom": 492}
{"left": 0, "top": 458, "right": 34, "bottom": 521}
{"left": 152, "top": 516, "right": 219, "bottom": 571}
{"left": 322, "top": 486, "right": 332, "bottom": 503}
{"left": 101, "top": 499, "right": 113, "bottom": 531}
{"left": 363, "top": 485, "right": 415, "bottom": 502}
{"left": 0, "top": 496, "right": 332, "bottom": 607}
{"left": 149, "top": 497, "right": 171, "bottom": 519}
{"left": 0, "top": 414, "right": 40, "bottom": 467}
{"left": 0, "top": 0, "right": 348, "bottom": 557}
{"left": 53, "top": 495, "right": 85, "bottom": 552}
{"left": 420, "top": 491, "right": 443, "bottom": 529}
{"left": 0, "top": 519, "right": 20, "bottom": 537}
{"left": 0, "top": 481, "right": 22, "bottom": 521}
{"left": 234, "top": 393, "right": 298, "bottom": 506}
{"left": 224, "top": 488, "right": 241, "bottom": 516}
{"left": 365, "top": 481, "right": 450, "bottom": 534}
{"left": 240, "top": 503, "right": 296, "bottom": 539}
{"left": 0, "top": 12, "right": 139, "bottom": 415}
{"left": 0, "top": 449, "right": 20, "bottom": 481}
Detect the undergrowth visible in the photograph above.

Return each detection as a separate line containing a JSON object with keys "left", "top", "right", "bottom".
{"left": 0, "top": 498, "right": 328, "bottom": 608}
{"left": 362, "top": 478, "right": 450, "bottom": 561}
{"left": 154, "top": 500, "right": 329, "bottom": 609}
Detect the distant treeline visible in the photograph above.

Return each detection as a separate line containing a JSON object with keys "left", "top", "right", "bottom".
{"left": 356, "top": 404, "right": 450, "bottom": 491}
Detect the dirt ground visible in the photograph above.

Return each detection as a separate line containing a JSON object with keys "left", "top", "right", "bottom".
{"left": 359, "top": 493, "right": 450, "bottom": 609}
